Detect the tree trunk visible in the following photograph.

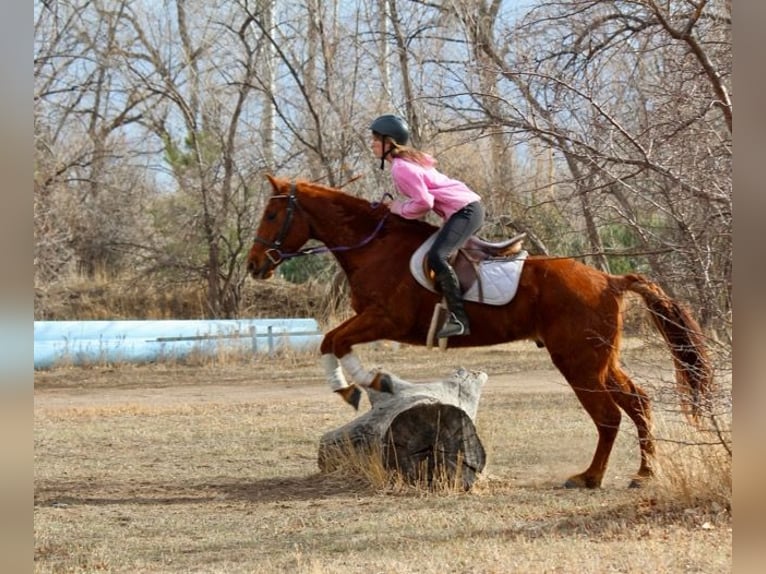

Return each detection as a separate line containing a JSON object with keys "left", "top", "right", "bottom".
{"left": 318, "top": 368, "right": 487, "bottom": 490}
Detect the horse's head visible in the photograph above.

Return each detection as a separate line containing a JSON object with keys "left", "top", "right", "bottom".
{"left": 247, "top": 175, "right": 311, "bottom": 279}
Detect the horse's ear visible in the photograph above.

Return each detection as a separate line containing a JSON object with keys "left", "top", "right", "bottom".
{"left": 266, "top": 174, "right": 292, "bottom": 195}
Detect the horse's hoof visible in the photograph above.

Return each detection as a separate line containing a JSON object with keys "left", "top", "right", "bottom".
{"left": 563, "top": 475, "right": 601, "bottom": 489}
{"left": 334, "top": 385, "right": 362, "bottom": 410}
{"left": 628, "top": 477, "right": 648, "bottom": 489}
{"left": 370, "top": 372, "right": 394, "bottom": 394}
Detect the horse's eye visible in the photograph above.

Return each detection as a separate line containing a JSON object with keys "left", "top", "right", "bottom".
{"left": 265, "top": 211, "right": 278, "bottom": 222}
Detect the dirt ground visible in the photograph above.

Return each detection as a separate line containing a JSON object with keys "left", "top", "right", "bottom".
{"left": 33, "top": 338, "right": 662, "bottom": 406}
{"left": 33, "top": 339, "right": 677, "bottom": 497}
{"left": 34, "top": 367, "right": 569, "bottom": 409}
{"left": 33, "top": 340, "right": 732, "bottom": 573}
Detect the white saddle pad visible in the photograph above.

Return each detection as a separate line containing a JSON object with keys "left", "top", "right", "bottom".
{"left": 409, "top": 233, "right": 528, "bottom": 306}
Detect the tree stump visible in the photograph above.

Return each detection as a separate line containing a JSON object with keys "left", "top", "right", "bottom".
{"left": 318, "top": 368, "right": 487, "bottom": 490}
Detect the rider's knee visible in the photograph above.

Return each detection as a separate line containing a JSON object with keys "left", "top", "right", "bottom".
{"left": 427, "top": 252, "right": 449, "bottom": 275}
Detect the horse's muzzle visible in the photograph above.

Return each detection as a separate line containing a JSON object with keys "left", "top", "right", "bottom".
{"left": 247, "top": 260, "right": 274, "bottom": 280}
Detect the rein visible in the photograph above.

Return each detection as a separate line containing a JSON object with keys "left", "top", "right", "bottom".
{"left": 254, "top": 182, "right": 391, "bottom": 265}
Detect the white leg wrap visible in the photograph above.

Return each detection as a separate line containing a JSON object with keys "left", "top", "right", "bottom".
{"left": 340, "top": 353, "right": 374, "bottom": 386}
{"left": 321, "top": 353, "right": 349, "bottom": 392}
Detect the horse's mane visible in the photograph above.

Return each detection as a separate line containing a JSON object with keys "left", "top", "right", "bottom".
{"left": 298, "top": 179, "right": 437, "bottom": 238}
{"left": 297, "top": 179, "right": 374, "bottom": 212}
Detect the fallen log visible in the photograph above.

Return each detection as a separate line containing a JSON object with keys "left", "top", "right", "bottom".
{"left": 318, "top": 368, "right": 487, "bottom": 490}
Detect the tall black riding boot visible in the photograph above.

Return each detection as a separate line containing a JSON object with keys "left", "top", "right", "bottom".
{"left": 435, "top": 268, "right": 471, "bottom": 338}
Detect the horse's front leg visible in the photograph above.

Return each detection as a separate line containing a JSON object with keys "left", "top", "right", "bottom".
{"left": 320, "top": 311, "right": 399, "bottom": 409}
{"left": 319, "top": 353, "right": 363, "bottom": 409}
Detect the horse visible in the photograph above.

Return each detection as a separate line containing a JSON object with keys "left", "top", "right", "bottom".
{"left": 246, "top": 175, "right": 712, "bottom": 489}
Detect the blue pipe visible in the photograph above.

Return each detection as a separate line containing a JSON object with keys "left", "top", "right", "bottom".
{"left": 34, "top": 319, "right": 322, "bottom": 369}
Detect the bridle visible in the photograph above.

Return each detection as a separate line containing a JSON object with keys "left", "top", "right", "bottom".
{"left": 253, "top": 181, "right": 392, "bottom": 266}
{"left": 252, "top": 182, "right": 300, "bottom": 265}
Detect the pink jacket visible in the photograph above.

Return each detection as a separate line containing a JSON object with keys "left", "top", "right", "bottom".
{"left": 388, "top": 157, "right": 481, "bottom": 221}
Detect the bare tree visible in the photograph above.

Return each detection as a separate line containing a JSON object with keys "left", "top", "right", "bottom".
{"left": 33, "top": 0, "right": 731, "bottom": 338}
{"left": 106, "top": 0, "right": 274, "bottom": 316}
{"left": 433, "top": 0, "right": 731, "bottom": 330}
{"left": 34, "top": 0, "right": 155, "bottom": 283}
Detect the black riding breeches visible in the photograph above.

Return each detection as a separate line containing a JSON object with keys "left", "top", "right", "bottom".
{"left": 427, "top": 201, "right": 485, "bottom": 277}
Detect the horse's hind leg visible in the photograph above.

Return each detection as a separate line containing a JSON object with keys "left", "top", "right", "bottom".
{"left": 551, "top": 354, "right": 622, "bottom": 489}
{"left": 567, "top": 385, "right": 622, "bottom": 489}
{"left": 606, "top": 365, "right": 654, "bottom": 487}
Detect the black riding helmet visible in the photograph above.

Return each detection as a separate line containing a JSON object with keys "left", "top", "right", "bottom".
{"left": 371, "top": 114, "right": 409, "bottom": 169}
{"left": 370, "top": 114, "right": 410, "bottom": 146}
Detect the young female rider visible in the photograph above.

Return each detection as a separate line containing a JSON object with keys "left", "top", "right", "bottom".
{"left": 370, "top": 114, "right": 485, "bottom": 338}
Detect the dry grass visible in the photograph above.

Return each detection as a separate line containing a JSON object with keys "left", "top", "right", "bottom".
{"left": 34, "top": 340, "right": 731, "bottom": 573}
{"left": 34, "top": 273, "right": 326, "bottom": 321}
{"left": 319, "top": 435, "right": 474, "bottom": 495}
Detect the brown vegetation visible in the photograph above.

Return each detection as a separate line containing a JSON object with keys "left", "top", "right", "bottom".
{"left": 34, "top": 274, "right": 327, "bottom": 321}
{"left": 34, "top": 0, "right": 731, "bottom": 334}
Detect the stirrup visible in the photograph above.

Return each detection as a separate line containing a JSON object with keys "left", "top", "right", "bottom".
{"left": 437, "top": 313, "right": 470, "bottom": 338}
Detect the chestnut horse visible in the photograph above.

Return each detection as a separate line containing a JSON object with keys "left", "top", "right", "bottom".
{"left": 247, "top": 175, "right": 712, "bottom": 488}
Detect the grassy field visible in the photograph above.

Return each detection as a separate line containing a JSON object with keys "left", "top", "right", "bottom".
{"left": 34, "top": 340, "right": 731, "bottom": 573}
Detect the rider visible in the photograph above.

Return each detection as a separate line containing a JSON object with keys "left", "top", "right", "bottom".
{"left": 370, "top": 113, "right": 485, "bottom": 338}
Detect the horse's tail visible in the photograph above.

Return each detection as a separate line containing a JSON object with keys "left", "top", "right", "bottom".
{"left": 620, "top": 273, "right": 713, "bottom": 420}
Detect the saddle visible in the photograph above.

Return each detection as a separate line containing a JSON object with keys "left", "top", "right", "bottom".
{"left": 409, "top": 232, "right": 529, "bottom": 306}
